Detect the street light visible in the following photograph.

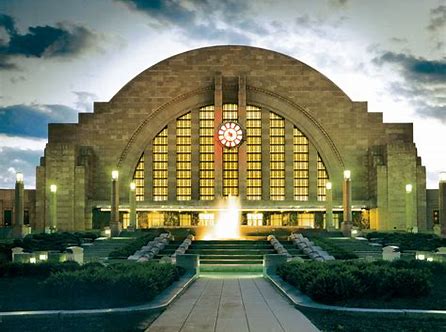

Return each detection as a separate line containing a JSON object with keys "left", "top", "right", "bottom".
{"left": 326, "top": 181, "right": 332, "bottom": 190}
{"left": 130, "top": 182, "right": 136, "bottom": 191}
{"left": 440, "top": 172, "right": 446, "bottom": 183}
{"left": 112, "top": 170, "right": 119, "bottom": 180}
{"left": 16, "top": 172, "right": 24, "bottom": 183}
{"left": 405, "top": 184, "right": 413, "bottom": 193}
{"left": 50, "top": 184, "right": 57, "bottom": 193}
{"left": 344, "top": 170, "right": 351, "bottom": 180}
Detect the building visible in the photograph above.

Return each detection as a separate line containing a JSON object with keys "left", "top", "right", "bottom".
{"left": 2, "top": 45, "right": 444, "bottom": 234}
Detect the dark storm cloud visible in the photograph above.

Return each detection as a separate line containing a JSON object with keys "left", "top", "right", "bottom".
{"left": 0, "top": 14, "right": 95, "bottom": 70}
{"left": 0, "top": 104, "right": 79, "bottom": 138}
{"left": 427, "top": 5, "right": 446, "bottom": 32}
{"left": 373, "top": 51, "right": 446, "bottom": 83}
{"left": 374, "top": 51, "right": 446, "bottom": 122}
{"left": 116, "top": 0, "right": 259, "bottom": 43}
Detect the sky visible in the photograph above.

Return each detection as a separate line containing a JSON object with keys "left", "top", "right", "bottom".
{"left": 0, "top": 0, "right": 445, "bottom": 189}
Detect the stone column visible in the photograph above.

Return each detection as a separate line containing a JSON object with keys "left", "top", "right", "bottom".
{"left": 13, "top": 173, "right": 25, "bottom": 238}
{"left": 325, "top": 182, "right": 334, "bottom": 231}
{"left": 110, "top": 170, "right": 121, "bottom": 236}
{"left": 238, "top": 76, "right": 247, "bottom": 200}
{"left": 214, "top": 74, "right": 223, "bottom": 198}
{"left": 405, "top": 184, "right": 416, "bottom": 232}
{"left": 439, "top": 172, "right": 446, "bottom": 237}
{"left": 49, "top": 184, "right": 57, "bottom": 233}
{"left": 342, "top": 170, "right": 352, "bottom": 236}
{"left": 129, "top": 182, "right": 137, "bottom": 229}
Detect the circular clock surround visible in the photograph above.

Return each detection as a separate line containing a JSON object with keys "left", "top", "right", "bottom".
{"left": 218, "top": 121, "right": 244, "bottom": 148}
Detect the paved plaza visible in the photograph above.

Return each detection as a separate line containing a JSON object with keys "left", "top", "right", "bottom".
{"left": 146, "top": 277, "right": 320, "bottom": 332}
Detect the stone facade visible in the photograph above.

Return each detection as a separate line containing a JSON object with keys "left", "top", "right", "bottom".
{"left": 26, "top": 45, "right": 432, "bottom": 232}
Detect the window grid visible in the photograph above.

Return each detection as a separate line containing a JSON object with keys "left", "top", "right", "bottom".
{"left": 133, "top": 155, "right": 144, "bottom": 201}
{"left": 270, "top": 112, "right": 285, "bottom": 200}
{"left": 223, "top": 104, "right": 239, "bottom": 196}
{"left": 246, "top": 106, "right": 262, "bottom": 200}
{"left": 293, "top": 127, "right": 309, "bottom": 201}
{"left": 153, "top": 127, "right": 168, "bottom": 201}
{"left": 317, "top": 154, "right": 329, "bottom": 201}
{"left": 199, "top": 106, "right": 215, "bottom": 200}
{"left": 176, "top": 113, "right": 192, "bottom": 200}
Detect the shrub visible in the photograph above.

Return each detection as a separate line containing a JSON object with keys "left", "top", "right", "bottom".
{"left": 277, "top": 260, "right": 433, "bottom": 304}
{"left": 108, "top": 230, "right": 162, "bottom": 259}
{"left": 366, "top": 232, "right": 446, "bottom": 251}
{"left": 14, "top": 232, "right": 99, "bottom": 252}
{"left": 44, "top": 262, "right": 184, "bottom": 303}
{"left": 0, "top": 261, "right": 80, "bottom": 278}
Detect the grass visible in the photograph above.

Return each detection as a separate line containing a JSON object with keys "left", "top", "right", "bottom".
{"left": 300, "top": 307, "right": 446, "bottom": 332}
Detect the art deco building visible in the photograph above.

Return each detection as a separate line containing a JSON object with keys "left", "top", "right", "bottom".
{"left": 27, "top": 46, "right": 433, "bottom": 232}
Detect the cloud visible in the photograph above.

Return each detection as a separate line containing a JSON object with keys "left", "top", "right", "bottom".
{"left": 373, "top": 51, "right": 446, "bottom": 122}
{"left": 0, "top": 14, "right": 95, "bottom": 70}
{"left": 0, "top": 104, "right": 79, "bottom": 138}
{"left": 0, "top": 146, "right": 42, "bottom": 189}
{"left": 115, "top": 0, "right": 259, "bottom": 44}
{"left": 427, "top": 5, "right": 446, "bottom": 32}
{"left": 73, "top": 91, "right": 97, "bottom": 113}
{"left": 373, "top": 51, "right": 446, "bottom": 83}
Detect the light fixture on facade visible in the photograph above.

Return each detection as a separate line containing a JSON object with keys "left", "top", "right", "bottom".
{"left": 326, "top": 182, "right": 332, "bottom": 190}
{"left": 440, "top": 172, "right": 446, "bottom": 183}
{"left": 405, "top": 184, "right": 413, "bottom": 193}
{"left": 130, "top": 182, "right": 136, "bottom": 191}
{"left": 50, "top": 184, "right": 57, "bottom": 193}
{"left": 343, "top": 170, "right": 351, "bottom": 180}
{"left": 16, "top": 172, "right": 24, "bottom": 183}
{"left": 112, "top": 170, "right": 119, "bottom": 180}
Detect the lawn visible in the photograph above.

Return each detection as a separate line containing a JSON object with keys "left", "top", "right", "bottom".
{"left": 300, "top": 308, "right": 446, "bottom": 332}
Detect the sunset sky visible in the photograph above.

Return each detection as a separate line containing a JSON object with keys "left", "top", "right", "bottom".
{"left": 0, "top": 0, "right": 445, "bottom": 189}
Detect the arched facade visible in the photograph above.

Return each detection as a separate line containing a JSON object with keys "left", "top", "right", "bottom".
{"left": 34, "top": 45, "right": 427, "bottom": 232}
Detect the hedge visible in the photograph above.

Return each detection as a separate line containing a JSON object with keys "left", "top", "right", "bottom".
{"left": 108, "top": 230, "right": 162, "bottom": 259}
{"left": 44, "top": 262, "right": 184, "bottom": 302}
{"left": 366, "top": 232, "right": 446, "bottom": 251}
{"left": 14, "top": 232, "right": 99, "bottom": 252}
{"left": 0, "top": 261, "right": 81, "bottom": 278}
{"left": 277, "top": 260, "right": 434, "bottom": 303}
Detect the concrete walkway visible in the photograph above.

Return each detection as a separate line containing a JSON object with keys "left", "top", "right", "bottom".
{"left": 146, "top": 277, "right": 319, "bottom": 332}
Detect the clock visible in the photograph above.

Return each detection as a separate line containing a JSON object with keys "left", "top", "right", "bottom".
{"left": 218, "top": 121, "right": 244, "bottom": 148}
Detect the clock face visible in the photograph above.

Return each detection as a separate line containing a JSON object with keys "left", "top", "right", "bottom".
{"left": 218, "top": 122, "right": 244, "bottom": 148}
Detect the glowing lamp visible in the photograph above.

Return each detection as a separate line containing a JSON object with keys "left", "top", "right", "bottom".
{"left": 405, "top": 184, "right": 413, "bottom": 193}
{"left": 39, "top": 254, "right": 48, "bottom": 261}
{"left": 50, "top": 184, "right": 57, "bottom": 193}
{"left": 112, "top": 170, "right": 119, "bottom": 180}
{"left": 326, "top": 182, "right": 332, "bottom": 190}
{"left": 29, "top": 257, "right": 37, "bottom": 264}
{"left": 130, "top": 182, "right": 136, "bottom": 191}
{"left": 440, "top": 172, "right": 446, "bottom": 183}
{"left": 343, "top": 170, "right": 351, "bottom": 180}
{"left": 16, "top": 172, "right": 24, "bottom": 183}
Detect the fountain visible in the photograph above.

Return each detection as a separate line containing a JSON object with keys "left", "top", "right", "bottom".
{"left": 202, "top": 195, "right": 241, "bottom": 240}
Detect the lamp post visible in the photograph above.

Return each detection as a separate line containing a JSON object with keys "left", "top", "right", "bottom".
{"left": 342, "top": 170, "right": 352, "bottom": 236}
{"left": 439, "top": 172, "right": 446, "bottom": 237}
{"left": 325, "top": 181, "right": 334, "bottom": 230}
{"left": 405, "top": 184, "right": 416, "bottom": 233}
{"left": 129, "top": 182, "right": 137, "bottom": 230}
{"left": 110, "top": 170, "right": 121, "bottom": 236}
{"left": 49, "top": 184, "right": 57, "bottom": 233}
{"left": 13, "top": 172, "right": 25, "bottom": 237}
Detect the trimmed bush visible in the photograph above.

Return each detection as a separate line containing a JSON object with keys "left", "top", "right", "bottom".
{"left": 108, "top": 230, "right": 162, "bottom": 259}
{"left": 44, "top": 262, "right": 184, "bottom": 303}
{"left": 366, "top": 232, "right": 446, "bottom": 251}
{"left": 0, "top": 261, "right": 80, "bottom": 278}
{"left": 277, "top": 260, "right": 434, "bottom": 303}
{"left": 14, "top": 232, "right": 99, "bottom": 252}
